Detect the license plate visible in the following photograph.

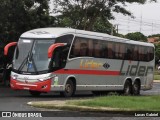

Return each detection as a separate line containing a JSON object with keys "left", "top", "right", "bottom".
{"left": 23, "top": 87, "right": 30, "bottom": 90}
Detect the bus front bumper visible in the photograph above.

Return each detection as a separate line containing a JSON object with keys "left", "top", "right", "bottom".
{"left": 10, "top": 79, "right": 51, "bottom": 92}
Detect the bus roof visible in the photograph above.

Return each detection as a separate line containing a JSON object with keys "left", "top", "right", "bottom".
{"left": 20, "top": 27, "right": 154, "bottom": 47}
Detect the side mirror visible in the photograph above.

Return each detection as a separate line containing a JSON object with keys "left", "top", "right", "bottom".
{"left": 4, "top": 42, "right": 17, "bottom": 56}
{"left": 48, "top": 43, "right": 67, "bottom": 58}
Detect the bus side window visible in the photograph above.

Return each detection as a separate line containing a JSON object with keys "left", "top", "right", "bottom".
{"left": 147, "top": 47, "right": 154, "bottom": 61}
{"left": 101, "top": 41, "right": 108, "bottom": 58}
{"left": 88, "top": 39, "right": 93, "bottom": 57}
{"left": 115, "top": 43, "right": 120, "bottom": 59}
{"left": 133, "top": 46, "right": 139, "bottom": 61}
{"left": 107, "top": 42, "right": 114, "bottom": 59}
{"left": 79, "top": 42, "right": 88, "bottom": 56}
{"left": 93, "top": 40, "right": 101, "bottom": 58}
{"left": 73, "top": 39, "right": 81, "bottom": 57}
{"left": 119, "top": 43, "right": 125, "bottom": 59}
{"left": 143, "top": 47, "right": 147, "bottom": 61}
{"left": 126, "top": 45, "right": 133, "bottom": 60}
{"left": 139, "top": 46, "right": 145, "bottom": 61}
{"left": 69, "top": 38, "right": 80, "bottom": 58}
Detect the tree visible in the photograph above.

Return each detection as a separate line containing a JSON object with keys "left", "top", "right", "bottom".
{"left": 155, "top": 44, "right": 160, "bottom": 64}
{"left": 0, "top": 0, "right": 55, "bottom": 44}
{"left": 52, "top": 0, "right": 156, "bottom": 31}
{"left": 125, "top": 32, "right": 147, "bottom": 41}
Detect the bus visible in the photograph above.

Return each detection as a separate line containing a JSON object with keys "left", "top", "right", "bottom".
{"left": 5, "top": 27, "right": 154, "bottom": 97}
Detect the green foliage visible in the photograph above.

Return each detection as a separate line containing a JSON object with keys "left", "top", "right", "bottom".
{"left": 0, "top": 0, "right": 55, "bottom": 44}
{"left": 53, "top": 0, "right": 156, "bottom": 32}
{"left": 148, "top": 34, "right": 160, "bottom": 38}
{"left": 125, "top": 32, "right": 147, "bottom": 41}
{"left": 155, "top": 44, "right": 160, "bottom": 64}
{"left": 71, "top": 95, "right": 160, "bottom": 111}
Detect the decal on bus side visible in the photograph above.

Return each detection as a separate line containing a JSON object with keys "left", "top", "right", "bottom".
{"left": 120, "top": 60, "right": 153, "bottom": 76}
{"left": 80, "top": 59, "right": 103, "bottom": 69}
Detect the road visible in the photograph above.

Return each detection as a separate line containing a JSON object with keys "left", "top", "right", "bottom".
{"left": 0, "top": 83, "right": 160, "bottom": 119}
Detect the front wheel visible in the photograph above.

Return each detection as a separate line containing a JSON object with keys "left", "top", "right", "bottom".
{"left": 60, "top": 80, "right": 75, "bottom": 97}
{"left": 29, "top": 90, "right": 41, "bottom": 97}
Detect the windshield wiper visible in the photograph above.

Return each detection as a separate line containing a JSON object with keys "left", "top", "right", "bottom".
{"left": 17, "top": 51, "right": 31, "bottom": 72}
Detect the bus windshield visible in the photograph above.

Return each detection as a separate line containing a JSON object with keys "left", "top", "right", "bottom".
{"left": 13, "top": 39, "right": 55, "bottom": 73}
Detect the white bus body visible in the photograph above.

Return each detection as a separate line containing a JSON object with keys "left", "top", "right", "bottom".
{"left": 6, "top": 28, "right": 154, "bottom": 97}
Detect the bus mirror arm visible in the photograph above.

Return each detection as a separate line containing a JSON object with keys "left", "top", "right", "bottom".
{"left": 48, "top": 43, "right": 67, "bottom": 58}
{"left": 4, "top": 42, "right": 17, "bottom": 56}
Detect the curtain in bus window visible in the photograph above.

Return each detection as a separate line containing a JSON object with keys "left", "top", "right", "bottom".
{"left": 144, "top": 47, "right": 148, "bottom": 61}
{"left": 126, "top": 45, "right": 133, "bottom": 60}
{"left": 93, "top": 41, "right": 101, "bottom": 58}
{"left": 119, "top": 44, "right": 125, "bottom": 59}
{"left": 107, "top": 42, "right": 114, "bottom": 59}
{"left": 133, "top": 46, "right": 139, "bottom": 61}
{"left": 115, "top": 43, "right": 120, "bottom": 59}
{"left": 147, "top": 47, "right": 154, "bottom": 61}
{"left": 71, "top": 38, "right": 80, "bottom": 57}
{"left": 88, "top": 39, "right": 93, "bottom": 57}
{"left": 79, "top": 41, "right": 88, "bottom": 56}
{"left": 139, "top": 46, "right": 145, "bottom": 61}
{"left": 70, "top": 37, "right": 89, "bottom": 58}
{"left": 101, "top": 41, "right": 108, "bottom": 58}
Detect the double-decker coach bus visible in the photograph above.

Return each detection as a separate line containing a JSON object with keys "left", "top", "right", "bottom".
{"left": 5, "top": 28, "right": 154, "bottom": 97}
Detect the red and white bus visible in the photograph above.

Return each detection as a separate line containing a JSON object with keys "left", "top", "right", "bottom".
{"left": 5, "top": 28, "right": 154, "bottom": 97}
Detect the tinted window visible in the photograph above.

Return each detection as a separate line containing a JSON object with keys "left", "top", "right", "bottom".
{"left": 70, "top": 37, "right": 90, "bottom": 58}
{"left": 115, "top": 43, "right": 125, "bottom": 59}
{"left": 93, "top": 40, "right": 103, "bottom": 58}
{"left": 55, "top": 34, "right": 73, "bottom": 45}
{"left": 69, "top": 36, "right": 154, "bottom": 62}
{"left": 107, "top": 42, "right": 114, "bottom": 59}
{"left": 125, "top": 45, "right": 133, "bottom": 60}
{"left": 147, "top": 47, "right": 154, "bottom": 61}
{"left": 133, "top": 46, "right": 139, "bottom": 61}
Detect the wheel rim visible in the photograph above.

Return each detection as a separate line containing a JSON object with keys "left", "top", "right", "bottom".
{"left": 125, "top": 85, "right": 130, "bottom": 94}
{"left": 133, "top": 82, "right": 140, "bottom": 94}
{"left": 65, "top": 84, "right": 72, "bottom": 94}
{"left": 124, "top": 82, "right": 131, "bottom": 95}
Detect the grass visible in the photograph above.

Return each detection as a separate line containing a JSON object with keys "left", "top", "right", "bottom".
{"left": 154, "top": 69, "right": 160, "bottom": 80}
{"left": 154, "top": 75, "right": 160, "bottom": 80}
{"left": 68, "top": 95, "right": 160, "bottom": 111}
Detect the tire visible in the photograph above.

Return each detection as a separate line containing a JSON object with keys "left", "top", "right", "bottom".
{"left": 60, "top": 80, "right": 75, "bottom": 97}
{"left": 132, "top": 81, "right": 140, "bottom": 95}
{"left": 29, "top": 90, "right": 41, "bottom": 97}
{"left": 123, "top": 80, "right": 132, "bottom": 96}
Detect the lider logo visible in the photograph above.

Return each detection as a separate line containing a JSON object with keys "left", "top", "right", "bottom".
{"left": 120, "top": 61, "right": 153, "bottom": 76}
{"left": 80, "top": 59, "right": 103, "bottom": 69}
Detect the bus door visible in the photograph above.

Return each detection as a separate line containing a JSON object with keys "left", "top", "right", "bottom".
{"left": 3, "top": 42, "right": 17, "bottom": 86}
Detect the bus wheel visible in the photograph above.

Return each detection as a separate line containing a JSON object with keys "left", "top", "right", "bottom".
{"left": 29, "top": 90, "right": 41, "bottom": 97}
{"left": 60, "top": 79, "right": 75, "bottom": 97}
{"left": 123, "top": 80, "right": 132, "bottom": 96}
{"left": 132, "top": 81, "right": 140, "bottom": 95}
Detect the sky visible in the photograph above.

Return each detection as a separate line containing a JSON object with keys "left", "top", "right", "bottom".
{"left": 111, "top": 0, "right": 160, "bottom": 36}
{"left": 49, "top": 0, "right": 160, "bottom": 36}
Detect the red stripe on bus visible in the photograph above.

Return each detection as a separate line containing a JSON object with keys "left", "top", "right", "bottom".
{"left": 54, "top": 69, "right": 120, "bottom": 76}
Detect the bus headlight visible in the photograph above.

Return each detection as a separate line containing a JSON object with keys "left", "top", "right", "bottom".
{"left": 37, "top": 75, "right": 56, "bottom": 82}
{"left": 12, "top": 75, "right": 18, "bottom": 80}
